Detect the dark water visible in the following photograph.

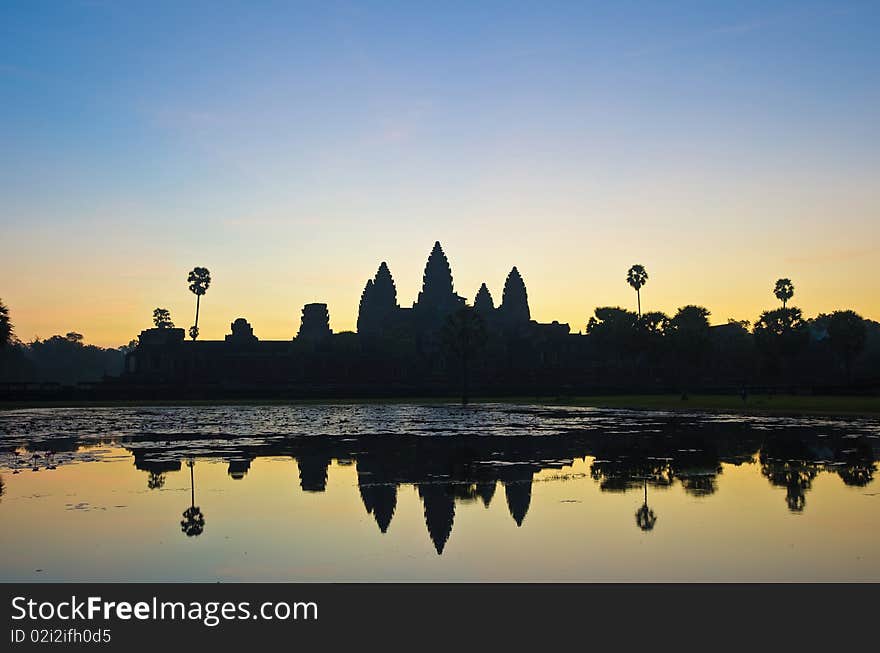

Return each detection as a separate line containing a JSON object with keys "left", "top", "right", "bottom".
{"left": 0, "top": 404, "right": 878, "bottom": 581}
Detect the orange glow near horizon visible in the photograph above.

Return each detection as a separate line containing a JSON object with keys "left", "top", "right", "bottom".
{"left": 3, "top": 228, "right": 878, "bottom": 347}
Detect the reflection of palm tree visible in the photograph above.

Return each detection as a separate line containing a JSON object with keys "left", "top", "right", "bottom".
{"left": 635, "top": 480, "right": 657, "bottom": 532}
{"left": 180, "top": 459, "right": 205, "bottom": 537}
{"left": 147, "top": 471, "right": 165, "bottom": 490}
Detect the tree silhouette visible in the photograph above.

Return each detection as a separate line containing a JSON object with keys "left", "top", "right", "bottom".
{"left": 187, "top": 267, "right": 211, "bottom": 341}
{"left": 0, "top": 298, "right": 13, "bottom": 348}
{"left": 152, "top": 308, "right": 174, "bottom": 329}
{"left": 638, "top": 311, "right": 669, "bottom": 335}
{"left": 180, "top": 459, "right": 205, "bottom": 537}
{"left": 147, "top": 471, "right": 165, "bottom": 490}
{"left": 441, "top": 306, "right": 487, "bottom": 405}
{"left": 626, "top": 264, "right": 649, "bottom": 317}
{"left": 668, "top": 305, "right": 711, "bottom": 394}
{"left": 635, "top": 480, "right": 657, "bottom": 531}
{"left": 753, "top": 307, "right": 809, "bottom": 381}
{"left": 586, "top": 307, "right": 638, "bottom": 349}
{"left": 773, "top": 278, "right": 794, "bottom": 308}
{"left": 586, "top": 307, "right": 640, "bottom": 380}
{"left": 824, "top": 310, "right": 866, "bottom": 382}
{"left": 760, "top": 458, "right": 817, "bottom": 513}
{"left": 837, "top": 462, "right": 876, "bottom": 487}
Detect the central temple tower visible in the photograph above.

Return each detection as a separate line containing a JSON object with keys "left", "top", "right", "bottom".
{"left": 413, "top": 241, "right": 464, "bottom": 318}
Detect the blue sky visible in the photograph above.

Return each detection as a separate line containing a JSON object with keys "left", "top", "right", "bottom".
{"left": 1, "top": 1, "right": 878, "bottom": 344}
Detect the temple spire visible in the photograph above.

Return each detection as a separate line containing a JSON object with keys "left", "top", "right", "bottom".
{"left": 504, "top": 476, "right": 533, "bottom": 527}
{"left": 500, "top": 266, "right": 530, "bottom": 324}
{"left": 297, "top": 303, "right": 331, "bottom": 341}
{"left": 416, "top": 241, "right": 456, "bottom": 310}
{"left": 357, "top": 279, "right": 375, "bottom": 334}
{"left": 372, "top": 261, "right": 398, "bottom": 312}
{"left": 474, "top": 283, "right": 494, "bottom": 314}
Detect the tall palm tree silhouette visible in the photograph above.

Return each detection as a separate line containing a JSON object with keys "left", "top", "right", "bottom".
{"left": 180, "top": 459, "right": 205, "bottom": 537}
{"left": 634, "top": 479, "right": 657, "bottom": 531}
{"left": 773, "top": 278, "right": 794, "bottom": 308}
{"left": 187, "top": 267, "right": 211, "bottom": 340}
{"left": 626, "top": 265, "right": 649, "bottom": 317}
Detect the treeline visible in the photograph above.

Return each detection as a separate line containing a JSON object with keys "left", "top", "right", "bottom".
{"left": 0, "top": 301, "right": 129, "bottom": 384}
{"left": 569, "top": 272, "right": 879, "bottom": 391}
{"left": 576, "top": 304, "right": 879, "bottom": 392}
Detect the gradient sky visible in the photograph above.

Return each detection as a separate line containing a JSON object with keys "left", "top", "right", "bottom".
{"left": 2, "top": 1, "right": 878, "bottom": 346}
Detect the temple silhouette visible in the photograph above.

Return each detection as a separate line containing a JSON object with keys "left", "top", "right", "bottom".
{"left": 4, "top": 238, "right": 877, "bottom": 399}
{"left": 29, "top": 237, "right": 865, "bottom": 400}
{"left": 121, "top": 241, "right": 576, "bottom": 397}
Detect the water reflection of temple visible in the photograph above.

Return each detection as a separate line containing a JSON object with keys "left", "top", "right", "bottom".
{"left": 5, "top": 412, "right": 875, "bottom": 553}
{"left": 116, "top": 424, "right": 880, "bottom": 553}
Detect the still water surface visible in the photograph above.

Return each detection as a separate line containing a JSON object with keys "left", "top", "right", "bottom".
{"left": 0, "top": 404, "right": 878, "bottom": 581}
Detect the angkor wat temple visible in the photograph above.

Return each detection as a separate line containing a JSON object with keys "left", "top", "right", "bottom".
{"left": 122, "top": 241, "right": 581, "bottom": 397}
{"left": 357, "top": 241, "right": 548, "bottom": 340}
{"left": 115, "top": 240, "right": 878, "bottom": 398}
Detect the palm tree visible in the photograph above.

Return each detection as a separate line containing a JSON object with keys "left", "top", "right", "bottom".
{"left": 773, "top": 278, "right": 794, "bottom": 308}
{"left": 753, "top": 307, "right": 809, "bottom": 382}
{"left": 187, "top": 267, "right": 211, "bottom": 340}
{"left": 180, "top": 458, "right": 205, "bottom": 537}
{"left": 626, "top": 265, "right": 649, "bottom": 317}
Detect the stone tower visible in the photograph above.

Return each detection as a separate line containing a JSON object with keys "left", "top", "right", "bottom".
{"left": 357, "top": 262, "right": 399, "bottom": 336}
{"left": 225, "top": 317, "right": 258, "bottom": 343}
{"left": 297, "top": 303, "right": 332, "bottom": 342}
{"left": 474, "top": 283, "right": 495, "bottom": 315}
{"left": 372, "top": 261, "right": 398, "bottom": 312}
{"left": 414, "top": 241, "right": 464, "bottom": 317}
{"left": 499, "top": 266, "right": 530, "bottom": 325}
{"left": 357, "top": 279, "right": 375, "bottom": 334}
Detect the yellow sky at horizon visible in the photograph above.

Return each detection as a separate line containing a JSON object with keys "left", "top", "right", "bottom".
{"left": 3, "top": 225, "right": 878, "bottom": 348}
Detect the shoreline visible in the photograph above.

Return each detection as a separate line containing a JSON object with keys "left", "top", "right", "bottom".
{"left": 1, "top": 394, "right": 878, "bottom": 417}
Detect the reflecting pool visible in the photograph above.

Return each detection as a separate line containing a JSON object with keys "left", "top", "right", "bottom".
{"left": 1, "top": 404, "right": 878, "bottom": 581}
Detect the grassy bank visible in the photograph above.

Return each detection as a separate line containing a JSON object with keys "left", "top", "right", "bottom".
{"left": 0, "top": 394, "right": 878, "bottom": 416}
